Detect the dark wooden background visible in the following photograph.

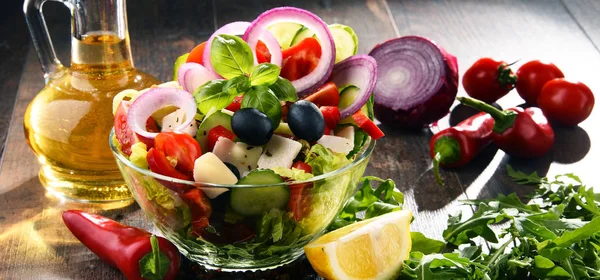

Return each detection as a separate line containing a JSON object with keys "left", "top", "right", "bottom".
{"left": 1, "top": 0, "right": 599, "bottom": 279}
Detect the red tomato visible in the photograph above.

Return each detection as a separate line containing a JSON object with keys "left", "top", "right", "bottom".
{"left": 114, "top": 101, "right": 154, "bottom": 155}
{"left": 462, "top": 58, "right": 517, "bottom": 103}
{"left": 256, "top": 40, "right": 271, "bottom": 64}
{"left": 292, "top": 161, "right": 312, "bottom": 173}
{"left": 207, "top": 125, "right": 235, "bottom": 152}
{"left": 148, "top": 132, "right": 202, "bottom": 180}
{"left": 304, "top": 82, "right": 339, "bottom": 107}
{"left": 538, "top": 79, "right": 595, "bottom": 126}
{"left": 225, "top": 95, "right": 243, "bottom": 112}
{"left": 186, "top": 42, "right": 207, "bottom": 64}
{"left": 319, "top": 106, "right": 341, "bottom": 129}
{"left": 516, "top": 60, "right": 564, "bottom": 105}
{"left": 281, "top": 37, "right": 321, "bottom": 81}
{"left": 352, "top": 110, "right": 385, "bottom": 140}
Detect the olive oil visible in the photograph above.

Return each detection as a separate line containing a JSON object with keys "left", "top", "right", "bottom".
{"left": 24, "top": 33, "right": 160, "bottom": 202}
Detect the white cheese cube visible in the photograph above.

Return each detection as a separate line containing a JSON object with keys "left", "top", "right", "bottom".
{"left": 212, "top": 138, "right": 262, "bottom": 176}
{"left": 335, "top": 126, "right": 355, "bottom": 142}
{"left": 193, "top": 152, "right": 238, "bottom": 185}
{"left": 257, "top": 135, "right": 302, "bottom": 169}
{"left": 161, "top": 108, "right": 198, "bottom": 137}
{"left": 317, "top": 135, "right": 354, "bottom": 155}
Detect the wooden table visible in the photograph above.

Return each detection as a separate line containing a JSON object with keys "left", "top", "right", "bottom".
{"left": 1, "top": 0, "right": 599, "bottom": 279}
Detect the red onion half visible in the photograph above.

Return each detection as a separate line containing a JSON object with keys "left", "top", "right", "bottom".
{"left": 369, "top": 36, "right": 458, "bottom": 128}
{"left": 243, "top": 7, "right": 335, "bottom": 97}
{"left": 331, "top": 55, "right": 378, "bottom": 119}
{"left": 127, "top": 88, "right": 197, "bottom": 139}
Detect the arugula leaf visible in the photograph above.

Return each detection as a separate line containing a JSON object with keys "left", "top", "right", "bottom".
{"left": 139, "top": 235, "right": 171, "bottom": 280}
{"left": 194, "top": 80, "right": 235, "bottom": 114}
{"left": 411, "top": 232, "right": 446, "bottom": 254}
{"left": 268, "top": 77, "right": 298, "bottom": 102}
{"left": 443, "top": 203, "right": 518, "bottom": 245}
{"left": 241, "top": 85, "right": 282, "bottom": 129}
{"left": 400, "top": 252, "right": 488, "bottom": 280}
{"left": 210, "top": 34, "right": 254, "bottom": 79}
{"left": 249, "top": 63, "right": 280, "bottom": 86}
{"left": 506, "top": 164, "right": 545, "bottom": 185}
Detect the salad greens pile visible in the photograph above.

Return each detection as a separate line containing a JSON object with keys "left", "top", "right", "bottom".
{"left": 400, "top": 166, "right": 600, "bottom": 280}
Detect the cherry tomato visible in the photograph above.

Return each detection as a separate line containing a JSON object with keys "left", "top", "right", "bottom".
{"left": 114, "top": 101, "right": 154, "bottom": 155}
{"left": 292, "top": 161, "right": 312, "bottom": 173}
{"left": 147, "top": 132, "right": 201, "bottom": 180}
{"left": 180, "top": 188, "right": 213, "bottom": 235}
{"left": 319, "top": 106, "right": 341, "bottom": 129}
{"left": 303, "top": 82, "right": 339, "bottom": 107}
{"left": 281, "top": 37, "right": 321, "bottom": 81}
{"left": 256, "top": 40, "right": 271, "bottom": 64}
{"left": 288, "top": 161, "right": 313, "bottom": 221}
{"left": 538, "top": 79, "right": 595, "bottom": 126}
{"left": 516, "top": 60, "right": 564, "bottom": 105}
{"left": 207, "top": 125, "right": 235, "bottom": 152}
{"left": 186, "top": 42, "right": 207, "bottom": 64}
{"left": 352, "top": 110, "right": 385, "bottom": 140}
{"left": 462, "top": 58, "right": 517, "bottom": 103}
{"left": 225, "top": 95, "right": 243, "bottom": 112}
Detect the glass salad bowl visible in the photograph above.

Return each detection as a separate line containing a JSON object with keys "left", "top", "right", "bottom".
{"left": 109, "top": 129, "right": 374, "bottom": 270}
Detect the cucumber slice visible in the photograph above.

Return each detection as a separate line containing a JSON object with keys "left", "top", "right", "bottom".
{"left": 267, "top": 22, "right": 304, "bottom": 49}
{"left": 338, "top": 85, "right": 368, "bottom": 124}
{"left": 196, "top": 111, "right": 232, "bottom": 152}
{"left": 290, "top": 27, "right": 315, "bottom": 46}
{"left": 230, "top": 169, "right": 289, "bottom": 216}
{"left": 328, "top": 24, "right": 358, "bottom": 63}
{"left": 172, "top": 53, "right": 189, "bottom": 81}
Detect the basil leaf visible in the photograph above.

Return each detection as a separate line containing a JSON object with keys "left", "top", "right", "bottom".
{"left": 223, "top": 75, "right": 251, "bottom": 96}
{"left": 241, "top": 86, "right": 282, "bottom": 128}
{"left": 250, "top": 63, "right": 280, "bottom": 86}
{"left": 268, "top": 77, "right": 298, "bottom": 102}
{"left": 194, "top": 80, "right": 234, "bottom": 114}
{"left": 210, "top": 34, "right": 254, "bottom": 79}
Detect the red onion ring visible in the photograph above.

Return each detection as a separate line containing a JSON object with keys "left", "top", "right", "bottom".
{"left": 127, "top": 88, "right": 197, "bottom": 139}
{"left": 243, "top": 7, "right": 335, "bottom": 97}
{"left": 177, "top": 62, "right": 220, "bottom": 93}
{"left": 245, "top": 26, "right": 282, "bottom": 66}
{"left": 202, "top": 21, "right": 252, "bottom": 76}
{"left": 331, "top": 55, "right": 378, "bottom": 119}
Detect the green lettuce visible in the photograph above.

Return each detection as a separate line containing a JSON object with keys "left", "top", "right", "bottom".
{"left": 271, "top": 167, "right": 314, "bottom": 181}
{"left": 304, "top": 144, "right": 351, "bottom": 176}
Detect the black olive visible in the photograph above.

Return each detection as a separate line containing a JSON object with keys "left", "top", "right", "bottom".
{"left": 231, "top": 108, "right": 274, "bottom": 146}
{"left": 223, "top": 162, "right": 241, "bottom": 180}
{"left": 287, "top": 100, "right": 325, "bottom": 142}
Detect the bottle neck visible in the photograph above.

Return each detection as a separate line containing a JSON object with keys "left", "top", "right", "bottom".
{"left": 69, "top": 0, "right": 134, "bottom": 72}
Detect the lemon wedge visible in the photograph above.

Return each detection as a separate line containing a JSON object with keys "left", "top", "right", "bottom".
{"left": 304, "top": 210, "right": 412, "bottom": 280}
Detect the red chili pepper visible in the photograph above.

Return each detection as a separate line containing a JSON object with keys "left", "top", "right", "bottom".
{"left": 430, "top": 112, "right": 495, "bottom": 185}
{"left": 458, "top": 97, "right": 555, "bottom": 158}
{"left": 62, "top": 210, "right": 180, "bottom": 280}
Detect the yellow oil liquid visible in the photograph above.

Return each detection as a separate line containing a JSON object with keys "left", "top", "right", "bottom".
{"left": 23, "top": 33, "right": 160, "bottom": 202}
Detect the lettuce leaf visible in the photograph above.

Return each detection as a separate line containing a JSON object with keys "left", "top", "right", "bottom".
{"left": 271, "top": 167, "right": 314, "bottom": 181}
{"left": 304, "top": 144, "right": 351, "bottom": 176}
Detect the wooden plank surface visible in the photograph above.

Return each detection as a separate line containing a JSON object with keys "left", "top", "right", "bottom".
{"left": 0, "top": 0, "right": 599, "bottom": 279}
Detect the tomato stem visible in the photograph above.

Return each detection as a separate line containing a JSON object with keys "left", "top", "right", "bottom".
{"left": 497, "top": 63, "right": 518, "bottom": 90}
{"left": 457, "top": 97, "right": 517, "bottom": 134}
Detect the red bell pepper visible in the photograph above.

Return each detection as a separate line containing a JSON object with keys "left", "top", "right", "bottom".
{"left": 430, "top": 112, "right": 495, "bottom": 185}
{"left": 303, "top": 82, "right": 339, "bottom": 107}
{"left": 458, "top": 97, "right": 555, "bottom": 158}
{"left": 225, "top": 95, "right": 244, "bottom": 112}
{"left": 207, "top": 125, "right": 235, "bottom": 152}
{"left": 352, "top": 110, "right": 385, "bottom": 140}
{"left": 180, "top": 187, "right": 213, "bottom": 236}
{"left": 320, "top": 106, "right": 341, "bottom": 129}
{"left": 62, "top": 210, "right": 180, "bottom": 280}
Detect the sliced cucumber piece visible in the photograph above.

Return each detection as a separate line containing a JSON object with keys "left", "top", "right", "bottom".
{"left": 267, "top": 22, "right": 304, "bottom": 49}
{"left": 291, "top": 27, "right": 315, "bottom": 46}
{"left": 329, "top": 24, "right": 358, "bottom": 63}
{"left": 230, "top": 169, "right": 289, "bottom": 216}
{"left": 338, "top": 85, "right": 368, "bottom": 124}
{"left": 172, "top": 53, "right": 189, "bottom": 81}
{"left": 196, "top": 111, "right": 232, "bottom": 152}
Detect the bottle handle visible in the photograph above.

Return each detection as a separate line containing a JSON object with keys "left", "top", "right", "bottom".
{"left": 23, "top": 0, "right": 67, "bottom": 82}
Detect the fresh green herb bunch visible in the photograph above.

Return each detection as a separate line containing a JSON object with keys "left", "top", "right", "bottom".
{"left": 402, "top": 166, "right": 600, "bottom": 280}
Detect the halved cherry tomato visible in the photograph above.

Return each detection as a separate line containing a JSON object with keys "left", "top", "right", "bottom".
{"left": 304, "top": 82, "right": 339, "bottom": 107}
{"left": 281, "top": 37, "right": 321, "bottom": 81}
{"left": 538, "top": 78, "right": 595, "bottom": 126}
{"left": 256, "top": 40, "right": 271, "bottom": 64}
{"left": 225, "top": 95, "right": 244, "bottom": 112}
{"left": 151, "top": 132, "right": 201, "bottom": 179}
{"left": 319, "top": 106, "right": 340, "bottom": 129}
{"left": 292, "top": 161, "right": 312, "bottom": 173}
{"left": 114, "top": 101, "right": 154, "bottom": 155}
{"left": 146, "top": 148, "right": 191, "bottom": 180}
{"left": 352, "top": 110, "right": 385, "bottom": 140}
{"left": 516, "top": 60, "right": 564, "bottom": 105}
{"left": 207, "top": 125, "right": 235, "bottom": 152}
{"left": 186, "top": 42, "right": 207, "bottom": 65}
